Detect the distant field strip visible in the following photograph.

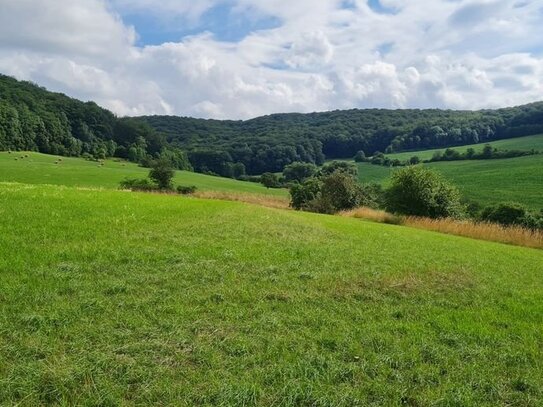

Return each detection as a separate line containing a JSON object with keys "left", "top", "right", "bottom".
{"left": 386, "top": 133, "right": 543, "bottom": 161}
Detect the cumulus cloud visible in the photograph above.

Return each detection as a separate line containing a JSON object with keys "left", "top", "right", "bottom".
{"left": 0, "top": 0, "right": 542, "bottom": 119}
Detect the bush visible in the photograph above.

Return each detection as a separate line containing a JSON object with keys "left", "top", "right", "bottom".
{"left": 385, "top": 166, "right": 465, "bottom": 218}
{"left": 120, "top": 178, "right": 156, "bottom": 192}
{"left": 261, "top": 172, "right": 281, "bottom": 188}
{"left": 177, "top": 185, "right": 197, "bottom": 195}
{"left": 290, "top": 171, "right": 373, "bottom": 214}
{"left": 354, "top": 150, "right": 367, "bottom": 162}
{"left": 480, "top": 202, "right": 527, "bottom": 226}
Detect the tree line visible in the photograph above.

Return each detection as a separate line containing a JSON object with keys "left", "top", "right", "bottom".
{"left": 139, "top": 102, "right": 543, "bottom": 176}
{"left": 2, "top": 74, "right": 543, "bottom": 178}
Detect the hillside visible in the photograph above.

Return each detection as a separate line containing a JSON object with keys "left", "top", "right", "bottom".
{"left": 2, "top": 74, "right": 543, "bottom": 176}
{"left": 1, "top": 182, "right": 542, "bottom": 405}
{"left": 0, "top": 152, "right": 287, "bottom": 197}
{"left": 140, "top": 102, "right": 543, "bottom": 175}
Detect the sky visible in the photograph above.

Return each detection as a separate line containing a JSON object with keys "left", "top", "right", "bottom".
{"left": 0, "top": 0, "right": 542, "bottom": 119}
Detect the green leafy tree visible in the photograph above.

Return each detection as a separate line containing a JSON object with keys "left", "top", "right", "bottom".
{"left": 321, "top": 161, "right": 358, "bottom": 177}
{"left": 149, "top": 159, "right": 175, "bottom": 190}
{"left": 283, "top": 162, "right": 317, "bottom": 183}
{"left": 385, "top": 166, "right": 465, "bottom": 218}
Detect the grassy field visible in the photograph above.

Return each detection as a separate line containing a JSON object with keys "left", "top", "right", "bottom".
{"left": 1, "top": 182, "right": 542, "bottom": 405}
{"left": 357, "top": 154, "right": 543, "bottom": 210}
{"left": 386, "top": 133, "right": 543, "bottom": 161}
{"left": 0, "top": 152, "right": 287, "bottom": 197}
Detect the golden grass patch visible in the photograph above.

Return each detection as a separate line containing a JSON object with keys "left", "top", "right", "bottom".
{"left": 344, "top": 207, "right": 543, "bottom": 250}
{"left": 192, "top": 190, "right": 290, "bottom": 210}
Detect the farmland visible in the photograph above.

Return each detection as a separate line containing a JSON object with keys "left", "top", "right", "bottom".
{"left": 385, "top": 133, "right": 543, "bottom": 162}
{"left": 356, "top": 145, "right": 543, "bottom": 210}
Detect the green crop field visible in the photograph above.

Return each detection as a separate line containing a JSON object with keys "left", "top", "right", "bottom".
{"left": 1, "top": 182, "right": 542, "bottom": 406}
{"left": 0, "top": 152, "right": 287, "bottom": 197}
{"left": 357, "top": 154, "right": 543, "bottom": 210}
{"left": 385, "top": 133, "right": 543, "bottom": 162}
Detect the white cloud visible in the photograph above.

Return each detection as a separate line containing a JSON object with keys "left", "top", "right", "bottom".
{"left": 0, "top": 0, "right": 542, "bottom": 119}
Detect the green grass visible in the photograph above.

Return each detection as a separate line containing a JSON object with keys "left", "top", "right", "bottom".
{"left": 386, "top": 133, "right": 543, "bottom": 161}
{"left": 1, "top": 182, "right": 542, "bottom": 405}
{"left": 357, "top": 154, "right": 543, "bottom": 210}
{"left": 0, "top": 152, "right": 287, "bottom": 197}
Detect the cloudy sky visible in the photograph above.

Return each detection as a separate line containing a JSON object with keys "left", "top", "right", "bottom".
{"left": 1, "top": 0, "right": 542, "bottom": 119}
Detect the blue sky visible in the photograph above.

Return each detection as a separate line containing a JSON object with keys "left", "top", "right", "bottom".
{"left": 122, "top": 4, "right": 283, "bottom": 46}
{"left": 1, "top": 0, "right": 542, "bottom": 119}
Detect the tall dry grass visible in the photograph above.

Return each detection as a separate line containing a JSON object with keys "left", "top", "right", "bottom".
{"left": 192, "top": 190, "right": 291, "bottom": 210}
{"left": 342, "top": 207, "right": 403, "bottom": 225}
{"left": 344, "top": 207, "right": 543, "bottom": 250}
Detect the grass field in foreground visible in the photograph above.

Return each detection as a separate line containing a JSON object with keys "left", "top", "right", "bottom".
{"left": 386, "top": 133, "right": 543, "bottom": 161}
{"left": 1, "top": 183, "right": 542, "bottom": 405}
{"left": 357, "top": 154, "right": 543, "bottom": 210}
{"left": 0, "top": 152, "right": 287, "bottom": 197}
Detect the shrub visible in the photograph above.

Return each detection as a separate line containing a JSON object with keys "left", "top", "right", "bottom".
{"left": 149, "top": 159, "right": 175, "bottom": 190}
{"left": 177, "top": 185, "right": 197, "bottom": 195}
{"left": 120, "top": 178, "right": 156, "bottom": 191}
{"left": 409, "top": 156, "right": 420, "bottom": 165}
{"left": 385, "top": 166, "right": 465, "bottom": 218}
{"left": 290, "top": 171, "right": 373, "bottom": 214}
{"left": 354, "top": 150, "right": 367, "bottom": 162}
{"left": 479, "top": 202, "right": 543, "bottom": 229}
{"left": 261, "top": 172, "right": 281, "bottom": 188}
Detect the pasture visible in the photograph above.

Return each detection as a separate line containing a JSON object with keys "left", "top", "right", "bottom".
{"left": 1, "top": 182, "right": 542, "bottom": 405}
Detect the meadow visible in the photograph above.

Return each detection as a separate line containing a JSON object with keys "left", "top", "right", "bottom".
{"left": 0, "top": 152, "right": 287, "bottom": 197}
{"left": 1, "top": 182, "right": 542, "bottom": 406}
{"left": 385, "top": 133, "right": 543, "bottom": 161}
{"left": 356, "top": 153, "right": 543, "bottom": 210}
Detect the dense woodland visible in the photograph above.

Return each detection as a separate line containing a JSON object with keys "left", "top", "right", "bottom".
{"left": 1, "top": 74, "right": 543, "bottom": 177}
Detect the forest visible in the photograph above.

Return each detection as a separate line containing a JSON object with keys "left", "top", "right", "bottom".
{"left": 2, "top": 74, "right": 543, "bottom": 177}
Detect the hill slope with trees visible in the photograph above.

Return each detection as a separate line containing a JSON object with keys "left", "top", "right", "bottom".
{"left": 1, "top": 74, "right": 543, "bottom": 176}
{"left": 141, "top": 102, "right": 543, "bottom": 175}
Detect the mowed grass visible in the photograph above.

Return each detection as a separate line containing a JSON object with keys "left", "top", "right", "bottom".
{"left": 357, "top": 154, "right": 543, "bottom": 210}
{"left": 386, "top": 133, "right": 543, "bottom": 161}
{"left": 1, "top": 183, "right": 543, "bottom": 405}
{"left": 0, "top": 152, "right": 287, "bottom": 197}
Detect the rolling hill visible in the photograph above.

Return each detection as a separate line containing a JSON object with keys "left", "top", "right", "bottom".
{"left": 0, "top": 151, "right": 287, "bottom": 197}
{"left": 1, "top": 182, "right": 542, "bottom": 405}
{"left": 3, "top": 74, "right": 543, "bottom": 176}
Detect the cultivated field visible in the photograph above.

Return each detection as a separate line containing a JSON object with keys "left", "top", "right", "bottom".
{"left": 385, "top": 133, "right": 543, "bottom": 161}
{"left": 356, "top": 154, "right": 543, "bottom": 210}
{"left": 1, "top": 182, "right": 542, "bottom": 405}
{"left": 0, "top": 152, "right": 287, "bottom": 197}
